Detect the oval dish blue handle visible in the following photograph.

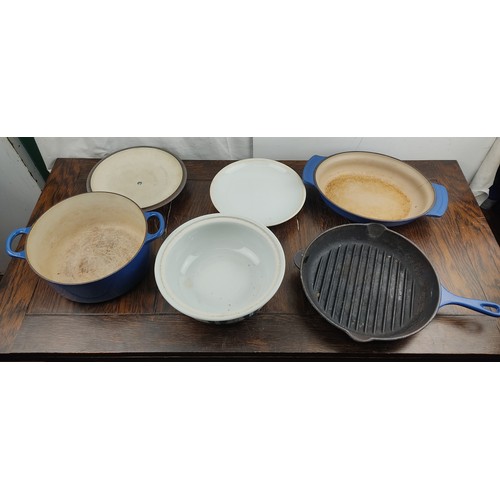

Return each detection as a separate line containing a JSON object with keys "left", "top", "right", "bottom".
{"left": 144, "top": 211, "right": 166, "bottom": 243}
{"left": 6, "top": 227, "right": 31, "bottom": 259}
{"left": 302, "top": 155, "right": 325, "bottom": 187}
{"left": 439, "top": 286, "right": 500, "bottom": 317}
{"left": 426, "top": 183, "right": 448, "bottom": 217}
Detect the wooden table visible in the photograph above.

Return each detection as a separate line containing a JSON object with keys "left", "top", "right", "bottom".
{"left": 1, "top": 159, "right": 499, "bottom": 360}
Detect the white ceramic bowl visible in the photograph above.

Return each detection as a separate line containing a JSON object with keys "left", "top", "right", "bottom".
{"left": 154, "top": 214, "right": 286, "bottom": 323}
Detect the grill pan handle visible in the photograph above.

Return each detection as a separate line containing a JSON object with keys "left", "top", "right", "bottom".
{"left": 426, "top": 183, "right": 448, "bottom": 217}
{"left": 303, "top": 155, "right": 325, "bottom": 187}
{"left": 439, "top": 286, "right": 500, "bottom": 317}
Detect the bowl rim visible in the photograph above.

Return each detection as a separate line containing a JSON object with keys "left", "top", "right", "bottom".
{"left": 313, "top": 151, "right": 436, "bottom": 223}
{"left": 26, "top": 192, "right": 149, "bottom": 286}
{"left": 154, "top": 213, "right": 286, "bottom": 322}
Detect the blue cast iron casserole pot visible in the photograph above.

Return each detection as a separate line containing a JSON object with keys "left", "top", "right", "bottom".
{"left": 303, "top": 152, "right": 448, "bottom": 226}
{"left": 6, "top": 192, "right": 165, "bottom": 303}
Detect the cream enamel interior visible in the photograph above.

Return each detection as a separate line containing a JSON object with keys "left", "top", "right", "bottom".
{"left": 315, "top": 152, "right": 435, "bottom": 221}
{"left": 89, "top": 147, "right": 185, "bottom": 209}
{"left": 26, "top": 193, "right": 146, "bottom": 284}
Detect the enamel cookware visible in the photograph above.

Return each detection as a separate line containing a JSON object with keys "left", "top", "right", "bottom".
{"left": 303, "top": 152, "right": 448, "bottom": 226}
{"left": 294, "top": 223, "right": 500, "bottom": 342}
{"left": 87, "top": 146, "right": 187, "bottom": 210}
{"left": 6, "top": 192, "right": 165, "bottom": 303}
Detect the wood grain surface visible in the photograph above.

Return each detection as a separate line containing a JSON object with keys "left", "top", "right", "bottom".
{"left": 0, "top": 158, "right": 499, "bottom": 360}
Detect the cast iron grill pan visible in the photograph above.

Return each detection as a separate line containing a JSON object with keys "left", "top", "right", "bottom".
{"left": 298, "top": 224, "right": 442, "bottom": 342}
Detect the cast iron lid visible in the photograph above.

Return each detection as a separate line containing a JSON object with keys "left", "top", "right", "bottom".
{"left": 87, "top": 146, "right": 187, "bottom": 211}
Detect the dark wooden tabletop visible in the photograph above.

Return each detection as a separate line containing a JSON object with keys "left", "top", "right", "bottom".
{"left": 1, "top": 158, "right": 499, "bottom": 360}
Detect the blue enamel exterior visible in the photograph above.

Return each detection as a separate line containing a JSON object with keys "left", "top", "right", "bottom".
{"left": 426, "top": 183, "right": 449, "bottom": 217}
{"left": 302, "top": 155, "right": 324, "bottom": 187}
{"left": 439, "top": 286, "right": 500, "bottom": 317}
{"left": 302, "top": 154, "right": 449, "bottom": 226}
{"left": 6, "top": 227, "right": 31, "bottom": 259}
{"left": 48, "top": 243, "right": 153, "bottom": 303}
{"left": 6, "top": 210, "right": 165, "bottom": 304}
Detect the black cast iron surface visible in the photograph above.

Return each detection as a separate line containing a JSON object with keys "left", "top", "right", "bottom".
{"left": 298, "top": 224, "right": 442, "bottom": 342}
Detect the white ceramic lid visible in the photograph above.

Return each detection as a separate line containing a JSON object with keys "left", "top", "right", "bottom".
{"left": 87, "top": 146, "right": 187, "bottom": 210}
{"left": 209, "top": 158, "right": 306, "bottom": 226}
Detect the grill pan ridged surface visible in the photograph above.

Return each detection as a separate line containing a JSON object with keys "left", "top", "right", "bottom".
{"left": 300, "top": 224, "right": 441, "bottom": 341}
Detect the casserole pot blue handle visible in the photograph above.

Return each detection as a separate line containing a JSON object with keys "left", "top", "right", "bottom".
{"left": 303, "top": 155, "right": 326, "bottom": 187}
{"left": 439, "top": 286, "right": 500, "bottom": 317}
{"left": 144, "top": 211, "right": 166, "bottom": 243}
{"left": 6, "top": 227, "right": 31, "bottom": 259}
{"left": 426, "top": 183, "right": 448, "bottom": 217}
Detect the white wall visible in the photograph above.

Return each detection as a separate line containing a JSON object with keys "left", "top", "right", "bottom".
{"left": 36, "top": 137, "right": 252, "bottom": 171}
{"left": 253, "top": 137, "right": 496, "bottom": 183}
{"left": 0, "top": 138, "right": 41, "bottom": 274}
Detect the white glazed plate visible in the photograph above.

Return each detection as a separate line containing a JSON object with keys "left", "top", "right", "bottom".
{"left": 87, "top": 146, "right": 187, "bottom": 210}
{"left": 209, "top": 158, "right": 306, "bottom": 226}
